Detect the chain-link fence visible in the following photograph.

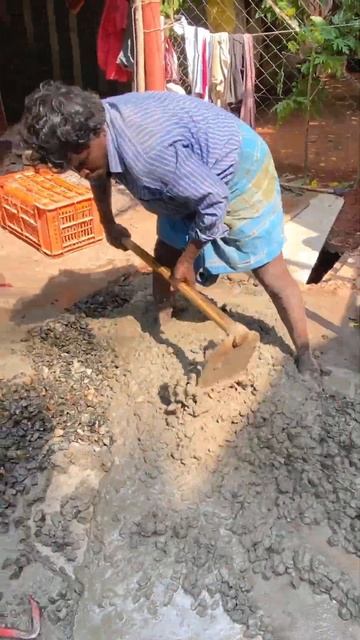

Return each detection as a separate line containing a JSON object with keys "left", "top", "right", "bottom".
{"left": 169, "top": 0, "right": 307, "bottom": 109}
{"left": 167, "top": 1, "right": 360, "bottom": 181}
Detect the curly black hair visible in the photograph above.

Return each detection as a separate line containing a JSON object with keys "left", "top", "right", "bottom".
{"left": 21, "top": 80, "right": 106, "bottom": 168}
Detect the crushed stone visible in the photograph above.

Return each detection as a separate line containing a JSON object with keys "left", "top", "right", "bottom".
{"left": 1, "top": 273, "right": 359, "bottom": 640}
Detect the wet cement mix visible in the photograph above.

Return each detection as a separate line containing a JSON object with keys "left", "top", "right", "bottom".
{"left": 0, "top": 273, "right": 359, "bottom": 640}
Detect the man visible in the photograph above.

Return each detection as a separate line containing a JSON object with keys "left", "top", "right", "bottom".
{"left": 21, "top": 81, "right": 317, "bottom": 374}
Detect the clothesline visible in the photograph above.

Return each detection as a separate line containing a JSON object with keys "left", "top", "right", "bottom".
{"left": 143, "top": 20, "right": 360, "bottom": 35}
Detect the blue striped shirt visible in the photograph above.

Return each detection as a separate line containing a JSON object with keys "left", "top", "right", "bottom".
{"left": 103, "top": 91, "right": 244, "bottom": 242}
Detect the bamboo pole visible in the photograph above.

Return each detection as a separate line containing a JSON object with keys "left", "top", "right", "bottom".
{"left": 134, "top": 0, "right": 145, "bottom": 92}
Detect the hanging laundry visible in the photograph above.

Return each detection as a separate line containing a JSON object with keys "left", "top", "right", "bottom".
{"left": 65, "top": 0, "right": 85, "bottom": 14}
{"left": 97, "top": 0, "right": 132, "bottom": 83}
{"left": 164, "top": 37, "right": 179, "bottom": 83}
{"left": 226, "top": 34, "right": 244, "bottom": 108}
{"left": 200, "top": 30, "right": 211, "bottom": 100}
{"left": 173, "top": 17, "right": 196, "bottom": 85}
{"left": 201, "top": 39, "right": 208, "bottom": 100}
{"left": 240, "top": 34, "right": 256, "bottom": 129}
{"left": 173, "top": 17, "right": 211, "bottom": 99}
{"left": 210, "top": 32, "right": 230, "bottom": 108}
{"left": 192, "top": 27, "right": 210, "bottom": 98}
{"left": 117, "top": 3, "right": 134, "bottom": 71}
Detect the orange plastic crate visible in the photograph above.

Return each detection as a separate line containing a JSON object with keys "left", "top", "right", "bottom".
{"left": 0, "top": 167, "right": 104, "bottom": 256}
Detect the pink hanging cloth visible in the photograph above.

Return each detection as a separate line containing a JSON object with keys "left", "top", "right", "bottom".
{"left": 164, "top": 37, "right": 179, "bottom": 83}
{"left": 97, "top": 0, "right": 132, "bottom": 83}
{"left": 240, "top": 34, "right": 256, "bottom": 128}
{"left": 201, "top": 38, "right": 209, "bottom": 100}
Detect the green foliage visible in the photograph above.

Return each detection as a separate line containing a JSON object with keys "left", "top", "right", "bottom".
{"left": 261, "top": 0, "right": 302, "bottom": 25}
{"left": 272, "top": 75, "right": 326, "bottom": 123}
{"left": 272, "top": 93, "right": 308, "bottom": 122}
{"left": 161, "top": 0, "right": 184, "bottom": 20}
{"left": 269, "top": 3, "right": 360, "bottom": 122}
{"left": 267, "top": 0, "right": 359, "bottom": 175}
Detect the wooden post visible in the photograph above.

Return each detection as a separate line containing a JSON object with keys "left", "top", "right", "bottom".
{"left": 46, "top": 0, "right": 61, "bottom": 80}
{"left": 134, "top": 0, "right": 145, "bottom": 91}
{"left": 22, "top": 0, "right": 35, "bottom": 48}
{"left": 69, "top": 11, "right": 82, "bottom": 86}
{"left": 142, "top": 0, "right": 165, "bottom": 91}
{"left": 0, "top": 92, "right": 7, "bottom": 135}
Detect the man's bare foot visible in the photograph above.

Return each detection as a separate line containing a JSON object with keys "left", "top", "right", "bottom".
{"left": 295, "top": 349, "right": 320, "bottom": 376}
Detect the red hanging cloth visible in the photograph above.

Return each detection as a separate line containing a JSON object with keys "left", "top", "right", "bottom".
{"left": 97, "top": 0, "right": 132, "bottom": 83}
{"left": 65, "top": 0, "right": 85, "bottom": 14}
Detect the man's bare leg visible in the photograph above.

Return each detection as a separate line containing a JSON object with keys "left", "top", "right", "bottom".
{"left": 252, "top": 253, "right": 318, "bottom": 374}
{"left": 153, "top": 238, "right": 182, "bottom": 328}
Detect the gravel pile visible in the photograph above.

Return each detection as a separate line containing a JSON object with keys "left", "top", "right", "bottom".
{"left": 124, "top": 385, "right": 360, "bottom": 637}
{"left": 0, "top": 307, "right": 130, "bottom": 638}
{"left": 0, "top": 377, "right": 53, "bottom": 536}
{"left": 71, "top": 279, "right": 134, "bottom": 319}
{"left": 0, "top": 312, "right": 122, "bottom": 584}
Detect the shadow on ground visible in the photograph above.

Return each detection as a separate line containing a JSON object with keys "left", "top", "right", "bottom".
{"left": 10, "top": 269, "right": 295, "bottom": 379}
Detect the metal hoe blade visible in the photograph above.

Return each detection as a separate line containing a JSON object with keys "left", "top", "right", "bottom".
{"left": 198, "top": 330, "right": 259, "bottom": 388}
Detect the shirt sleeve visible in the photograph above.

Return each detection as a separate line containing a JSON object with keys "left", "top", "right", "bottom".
{"left": 147, "top": 143, "right": 230, "bottom": 244}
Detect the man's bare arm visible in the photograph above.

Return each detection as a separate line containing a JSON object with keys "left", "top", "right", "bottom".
{"left": 90, "top": 174, "right": 130, "bottom": 249}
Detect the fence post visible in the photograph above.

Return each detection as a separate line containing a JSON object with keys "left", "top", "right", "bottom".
{"left": 69, "top": 11, "right": 82, "bottom": 87}
{"left": 142, "top": 0, "right": 165, "bottom": 91}
{"left": 135, "top": 0, "right": 146, "bottom": 91}
{"left": 0, "top": 93, "right": 7, "bottom": 136}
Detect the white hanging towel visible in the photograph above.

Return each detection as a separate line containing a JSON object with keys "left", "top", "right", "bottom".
{"left": 173, "top": 17, "right": 211, "bottom": 99}
{"left": 173, "top": 17, "right": 196, "bottom": 85}
{"left": 193, "top": 27, "right": 211, "bottom": 98}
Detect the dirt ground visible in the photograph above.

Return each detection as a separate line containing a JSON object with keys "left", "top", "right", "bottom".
{"left": 258, "top": 75, "right": 360, "bottom": 183}
{"left": 0, "top": 177, "right": 359, "bottom": 639}
{"left": 326, "top": 187, "right": 360, "bottom": 254}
